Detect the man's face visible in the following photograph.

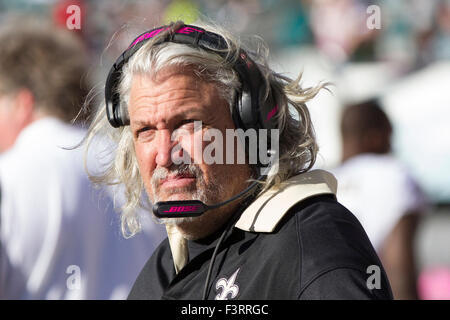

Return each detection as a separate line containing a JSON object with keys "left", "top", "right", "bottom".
{"left": 128, "top": 67, "right": 251, "bottom": 230}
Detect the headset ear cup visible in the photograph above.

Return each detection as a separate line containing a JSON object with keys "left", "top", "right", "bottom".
{"left": 231, "top": 92, "right": 243, "bottom": 130}
{"left": 117, "top": 100, "right": 130, "bottom": 126}
{"left": 105, "top": 66, "right": 125, "bottom": 128}
{"left": 239, "top": 90, "right": 254, "bottom": 130}
{"left": 231, "top": 91, "right": 252, "bottom": 165}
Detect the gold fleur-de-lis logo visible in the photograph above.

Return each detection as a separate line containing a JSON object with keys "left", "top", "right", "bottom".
{"left": 215, "top": 268, "right": 240, "bottom": 300}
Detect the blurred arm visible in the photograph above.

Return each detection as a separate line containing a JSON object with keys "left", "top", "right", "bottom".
{"left": 378, "top": 212, "right": 420, "bottom": 300}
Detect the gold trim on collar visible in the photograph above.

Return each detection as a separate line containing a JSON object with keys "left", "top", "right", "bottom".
{"left": 235, "top": 170, "right": 337, "bottom": 233}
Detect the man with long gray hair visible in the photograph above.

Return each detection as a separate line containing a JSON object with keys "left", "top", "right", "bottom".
{"left": 85, "top": 21, "right": 393, "bottom": 299}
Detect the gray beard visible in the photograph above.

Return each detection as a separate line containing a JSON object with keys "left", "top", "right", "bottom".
{"left": 150, "top": 163, "right": 224, "bottom": 225}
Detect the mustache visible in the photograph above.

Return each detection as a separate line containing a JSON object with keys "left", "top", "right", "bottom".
{"left": 151, "top": 163, "right": 202, "bottom": 188}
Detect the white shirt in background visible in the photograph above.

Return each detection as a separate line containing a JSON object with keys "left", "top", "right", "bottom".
{"left": 332, "top": 153, "right": 427, "bottom": 251}
{"left": 0, "top": 117, "right": 166, "bottom": 299}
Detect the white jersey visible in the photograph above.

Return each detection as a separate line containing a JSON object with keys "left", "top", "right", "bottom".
{"left": 332, "top": 154, "right": 427, "bottom": 251}
{"left": 0, "top": 117, "right": 166, "bottom": 299}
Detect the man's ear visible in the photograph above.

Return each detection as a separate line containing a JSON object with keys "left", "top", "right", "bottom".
{"left": 13, "top": 88, "right": 35, "bottom": 128}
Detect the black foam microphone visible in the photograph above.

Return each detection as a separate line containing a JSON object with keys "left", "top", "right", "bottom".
{"left": 152, "top": 175, "right": 264, "bottom": 219}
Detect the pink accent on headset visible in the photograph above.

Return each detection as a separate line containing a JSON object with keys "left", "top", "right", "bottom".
{"left": 265, "top": 105, "right": 278, "bottom": 122}
{"left": 176, "top": 26, "right": 204, "bottom": 34}
{"left": 128, "top": 27, "right": 166, "bottom": 48}
{"left": 128, "top": 26, "right": 205, "bottom": 49}
{"left": 163, "top": 205, "right": 201, "bottom": 213}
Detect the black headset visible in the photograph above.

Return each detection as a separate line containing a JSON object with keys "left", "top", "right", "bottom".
{"left": 104, "top": 23, "right": 279, "bottom": 135}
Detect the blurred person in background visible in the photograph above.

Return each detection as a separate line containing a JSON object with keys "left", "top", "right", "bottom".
{"left": 332, "top": 99, "right": 428, "bottom": 299}
{"left": 0, "top": 18, "right": 165, "bottom": 299}
{"left": 428, "top": 0, "right": 450, "bottom": 63}
{"left": 309, "top": 0, "right": 378, "bottom": 64}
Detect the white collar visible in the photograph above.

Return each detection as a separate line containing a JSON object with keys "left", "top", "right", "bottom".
{"left": 235, "top": 170, "right": 337, "bottom": 233}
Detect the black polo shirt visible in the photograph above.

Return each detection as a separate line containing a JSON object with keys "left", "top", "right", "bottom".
{"left": 128, "top": 194, "right": 393, "bottom": 300}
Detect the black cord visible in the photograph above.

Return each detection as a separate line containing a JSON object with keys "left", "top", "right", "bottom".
{"left": 201, "top": 181, "right": 261, "bottom": 300}
{"left": 201, "top": 215, "right": 235, "bottom": 300}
